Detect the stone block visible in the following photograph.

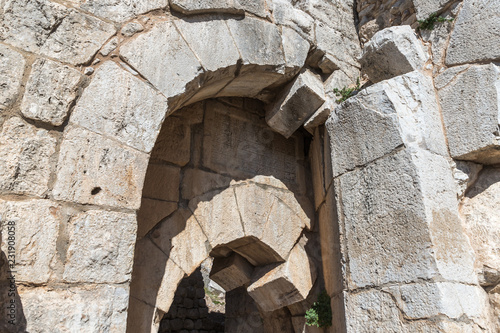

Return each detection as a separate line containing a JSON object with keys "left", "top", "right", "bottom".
{"left": 21, "top": 58, "right": 82, "bottom": 126}
{"left": 359, "top": 26, "right": 429, "bottom": 83}
{"left": 0, "top": 200, "right": 59, "bottom": 283}
{"left": 0, "top": 44, "right": 25, "bottom": 112}
{"left": 137, "top": 198, "right": 178, "bottom": 238}
{"left": 63, "top": 210, "right": 137, "bottom": 284}
{"left": 303, "top": 100, "right": 334, "bottom": 133}
{"left": 271, "top": 0, "right": 314, "bottom": 40}
{"left": 73, "top": 0, "right": 168, "bottom": 22}
{"left": 151, "top": 115, "right": 191, "bottom": 166}
{"left": 181, "top": 168, "right": 231, "bottom": 200}
{"left": 121, "top": 22, "right": 144, "bottom": 37}
{"left": 126, "top": 297, "right": 162, "bottom": 333}
{"left": 70, "top": 61, "right": 169, "bottom": 153}
{"left": 281, "top": 26, "right": 310, "bottom": 70}
{"left": 0, "top": 117, "right": 56, "bottom": 197}
{"left": 247, "top": 242, "right": 316, "bottom": 312}
{"left": 437, "top": 64, "right": 500, "bottom": 164}
{"left": 310, "top": 127, "right": 326, "bottom": 209}
{"left": 446, "top": 0, "right": 500, "bottom": 65}
{"left": 266, "top": 70, "right": 325, "bottom": 138}
{"left": 412, "top": 0, "right": 455, "bottom": 20}
{"left": 326, "top": 71, "right": 447, "bottom": 178}
{"left": 209, "top": 253, "right": 254, "bottom": 291}
{"left": 53, "top": 126, "right": 148, "bottom": 210}
{"left": 170, "top": 0, "right": 242, "bottom": 15}
{"left": 142, "top": 164, "right": 180, "bottom": 202}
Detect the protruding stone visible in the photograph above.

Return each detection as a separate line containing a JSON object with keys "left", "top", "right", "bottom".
{"left": 0, "top": 44, "right": 25, "bottom": 112}
{"left": 303, "top": 99, "right": 335, "bottom": 133}
{"left": 281, "top": 26, "right": 310, "bottom": 70}
{"left": 318, "top": 54, "right": 339, "bottom": 74}
{"left": 21, "top": 58, "right": 82, "bottom": 126}
{"left": 210, "top": 253, "right": 254, "bottom": 291}
{"left": 70, "top": 61, "right": 169, "bottom": 153}
{"left": 266, "top": 70, "right": 325, "bottom": 138}
{"left": 0, "top": 117, "right": 56, "bottom": 197}
{"left": 360, "top": 26, "right": 429, "bottom": 83}
{"left": 53, "top": 126, "right": 148, "bottom": 209}
{"left": 437, "top": 64, "right": 500, "bottom": 164}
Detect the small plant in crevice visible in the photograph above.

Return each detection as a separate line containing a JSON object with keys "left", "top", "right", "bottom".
{"left": 305, "top": 290, "right": 332, "bottom": 328}
{"left": 333, "top": 77, "right": 361, "bottom": 103}
{"left": 418, "top": 12, "right": 454, "bottom": 30}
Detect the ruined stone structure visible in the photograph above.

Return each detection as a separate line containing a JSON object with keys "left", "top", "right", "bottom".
{"left": 0, "top": 0, "right": 498, "bottom": 332}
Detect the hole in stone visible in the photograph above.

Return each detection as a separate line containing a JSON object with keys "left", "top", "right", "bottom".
{"left": 91, "top": 187, "right": 101, "bottom": 195}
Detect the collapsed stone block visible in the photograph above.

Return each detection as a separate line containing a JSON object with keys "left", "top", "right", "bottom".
{"left": 437, "top": 64, "right": 500, "bottom": 164}
{"left": 266, "top": 70, "right": 325, "bottom": 138}
{"left": 0, "top": 44, "right": 25, "bottom": 112}
{"left": 359, "top": 25, "right": 428, "bottom": 83}
{"left": 210, "top": 253, "right": 254, "bottom": 291}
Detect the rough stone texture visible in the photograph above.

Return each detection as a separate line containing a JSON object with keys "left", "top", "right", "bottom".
{"left": 454, "top": 160, "right": 483, "bottom": 199}
{"left": 210, "top": 253, "right": 253, "bottom": 291}
{"left": 63, "top": 210, "right": 137, "bottom": 284}
{"left": 136, "top": 198, "right": 177, "bottom": 238}
{"left": 142, "top": 164, "right": 180, "bottom": 202}
{"left": 281, "top": 26, "right": 310, "bottom": 70}
{"left": 437, "top": 64, "right": 500, "bottom": 164}
{"left": 121, "top": 21, "right": 144, "bottom": 37}
{"left": 70, "top": 61, "right": 169, "bottom": 153}
{"left": 21, "top": 58, "right": 82, "bottom": 126}
{"left": 20, "top": 285, "right": 129, "bottom": 333}
{"left": 360, "top": 26, "right": 428, "bottom": 83}
{"left": 0, "top": 44, "right": 25, "bottom": 112}
{"left": 181, "top": 168, "right": 231, "bottom": 200}
{"left": 446, "top": 0, "right": 500, "bottom": 65}
{"left": 53, "top": 126, "right": 148, "bottom": 209}
{"left": 100, "top": 37, "right": 119, "bottom": 56}
{"left": 266, "top": 70, "right": 325, "bottom": 138}
{"left": 303, "top": 99, "right": 335, "bottom": 133}
{"left": 170, "top": 0, "right": 269, "bottom": 17}
{"left": 71, "top": 0, "right": 168, "bottom": 22}
{"left": 0, "top": 117, "right": 56, "bottom": 197}
{"left": 0, "top": 199, "right": 59, "bottom": 283}
{"left": 151, "top": 114, "right": 191, "bottom": 166}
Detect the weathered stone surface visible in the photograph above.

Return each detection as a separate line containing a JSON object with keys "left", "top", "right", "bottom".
{"left": 437, "top": 64, "right": 500, "bottom": 164}
{"left": 53, "top": 126, "right": 148, "bottom": 209}
{"left": 453, "top": 160, "right": 483, "bottom": 199}
{"left": 272, "top": 0, "right": 314, "bottom": 39}
{"left": 170, "top": 0, "right": 269, "bottom": 17}
{"left": 461, "top": 168, "right": 500, "bottom": 287}
{"left": 142, "top": 164, "right": 180, "bottom": 202}
{"left": 100, "top": 37, "right": 119, "bottom": 56}
{"left": 20, "top": 285, "right": 129, "bottom": 333}
{"left": 72, "top": 0, "right": 168, "bottom": 22}
{"left": 21, "top": 58, "right": 82, "bottom": 126}
{"left": 303, "top": 99, "right": 334, "bottom": 133}
{"left": 70, "top": 61, "right": 169, "bottom": 153}
{"left": 121, "top": 21, "right": 144, "bottom": 37}
{"left": 0, "top": 44, "right": 25, "bottom": 112}
{"left": 181, "top": 168, "right": 231, "bottom": 200}
{"left": 446, "top": 0, "right": 500, "bottom": 65}
{"left": 266, "top": 70, "right": 325, "bottom": 138}
{"left": 0, "top": 117, "right": 56, "bottom": 196}
{"left": 120, "top": 21, "right": 203, "bottom": 102}
{"left": 281, "top": 26, "right": 310, "bottom": 70}
{"left": 151, "top": 114, "right": 191, "bottom": 166}
{"left": 247, "top": 242, "right": 316, "bottom": 312}
{"left": 310, "top": 128, "right": 326, "bottom": 208}
{"left": 63, "top": 210, "right": 137, "bottom": 284}
{"left": 327, "top": 71, "right": 447, "bottom": 177}
{"left": 0, "top": 199, "right": 59, "bottom": 283}
{"left": 210, "top": 253, "right": 253, "bottom": 291}
{"left": 137, "top": 198, "right": 177, "bottom": 237}
{"left": 412, "top": 0, "right": 455, "bottom": 20}
{"left": 360, "top": 26, "right": 428, "bottom": 83}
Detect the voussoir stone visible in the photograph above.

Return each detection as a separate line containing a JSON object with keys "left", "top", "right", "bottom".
{"left": 0, "top": 199, "right": 60, "bottom": 283}
{"left": 0, "top": 44, "right": 25, "bottom": 112}
{"left": 53, "top": 126, "right": 148, "bottom": 209}
{"left": 0, "top": 117, "right": 56, "bottom": 196}
{"left": 63, "top": 210, "right": 137, "bottom": 284}
{"left": 360, "top": 25, "right": 429, "bottom": 83}
{"left": 446, "top": 0, "right": 500, "bottom": 65}
{"left": 70, "top": 61, "right": 169, "bottom": 153}
{"left": 281, "top": 26, "right": 310, "bottom": 70}
{"left": 437, "top": 64, "right": 500, "bottom": 164}
{"left": 21, "top": 58, "right": 82, "bottom": 126}
{"left": 210, "top": 253, "right": 254, "bottom": 291}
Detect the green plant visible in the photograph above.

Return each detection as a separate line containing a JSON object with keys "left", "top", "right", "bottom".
{"left": 418, "top": 12, "right": 454, "bottom": 30}
{"left": 333, "top": 77, "right": 361, "bottom": 103}
{"left": 204, "top": 287, "right": 225, "bottom": 306}
{"left": 305, "top": 290, "right": 332, "bottom": 328}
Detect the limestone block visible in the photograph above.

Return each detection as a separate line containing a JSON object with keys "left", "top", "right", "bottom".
{"left": 126, "top": 298, "right": 163, "bottom": 333}
{"left": 151, "top": 208, "right": 210, "bottom": 275}
{"left": 461, "top": 168, "right": 500, "bottom": 287}
{"left": 412, "top": 0, "right": 455, "bottom": 20}
{"left": 151, "top": 115, "right": 191, "bottom": 166}
{"left": 53, "top": 126, "right": 148, "bottom": 209}
{"left": 0, "top": 44, "right": 25, "bottom": 112}
{"left": 63, "top": 210, "right": 137, "bottom": 284}
{"left": 266, "top": 70, "right": 325, "bottom": 138}
{"left": 303, "top": 99, "right": 334, "bottom": 133}
{"left": 247, "top": 242, "right": 316, "bottom": 312}
{"left": 437, "top": 64, "right": 500, "bottom": 164}
{"left": 73, "top": 0, "right": 168, "bottom": 22}
{"left": 310, "top": 127, "right": 326, "bottom": 209}
{"left": 70, "top": 61, "right": 169, "bottom": 153}
{"left": 120, "top": 21, "right": 203, "bottom": 104}
{"left": 326, "top": 71, "right": 447, "bottom": 177}
{"left": 170, "top": 0, "right": 269, "bottom": 17}
{"left": 210, "top": 253, "right": 254, "bottom": 291}
{"left": 272, "top": 0, "right": 314, "bottom": 40}
{"left": 137, "top": 198, "right": 177, "bottom": 238}
{"left": 453, "top": 160, "right": 483, "bottom": 199}
{"left": 0, "top": 117, "right": 56, "bottom": 197}
{"left": 281, "top": 26, "right": 310, "bottom": 70}
{"left": 181, "top": 168, "right": 231, "bottom": 200}
{"left": 142, "top": 164, "right": 180, "bottom": 202}
{"left": 446, "top": 0, "right": 500, "bottom": 65}
{"left": 121, "top": 21, "right": 144, "bottom": 37}
{"left": 323, "top": 69, "right": 351, "bottom": 99}
{"left": 21, "top": 58, "right": 82, "bottom": 126}
{"left": 100, "top": 37, "right": 119, "bottom": 56}
{"left": 360, "top": 26, "right": 429, "bottom": 83}
{"left": 0, "top": 200, "right": 59, "bottom": 284}
{"left": 20, "top": 285, "right": 129, "bottom": 333}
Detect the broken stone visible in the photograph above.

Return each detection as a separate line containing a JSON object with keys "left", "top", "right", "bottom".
{"left": 360, "top": 25, "right": 429, "bottom": 83}
{"left": 0, "top": 117, "right": 56, "bottom": 197}
{"left": 210, "top": 253, "right": 253, "bottom": 291}
{"left": 303, "top": 99, "right": 335, "bottom": 133}
{"left": 53, "top": 126, "right": 148, "bottom": 209}
{"left": 100, "top": 37, "right": 119, "bottom": 56}
{"left": 266, "top": 70, "right": 325, "bottom": 138}
{"left": 21, "top": 58, "right": 82, "bottom": 126}
{"left": 141, "top": 164, "right": 180, "bottom": 202}
{"left": 75, "top": 0, "right": 169, "bottom": 22}
{"left": 453, "top": 160, "right": 483, "bottom": 199}
{"left": 63, "top": 210, "right": 137, "bottom": 284}
{"left": 0, "top": 44, "right": 25, "bottom": 112}
{"left": 70, "top": 61, "right": 169, "bottom": 153}
{"left": 318, "top": 54, "right": 339, "bottom": 74}
{"left": 121, "top": 21, "right": 144, "bottom": 37}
